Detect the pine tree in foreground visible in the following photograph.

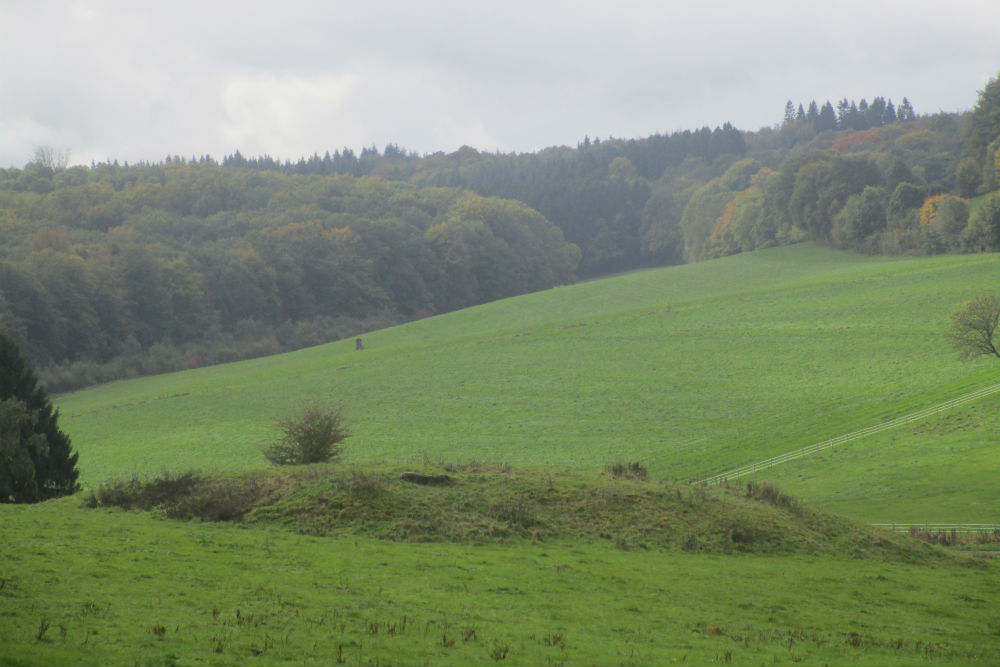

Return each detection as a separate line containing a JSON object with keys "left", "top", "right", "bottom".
{"left": 0, "top": 332, "right": 79, "bottom": 503}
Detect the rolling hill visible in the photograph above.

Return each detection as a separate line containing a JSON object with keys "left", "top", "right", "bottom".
{"left": 55, "top": 242, "right": 999, "bottom": 524}
{"left": 4, "top": 242, "right": 999, "bottom": 666}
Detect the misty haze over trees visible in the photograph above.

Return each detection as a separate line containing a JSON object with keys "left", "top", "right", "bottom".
{"left": 2, "top": 79, "right": 1000, "bottom": 392}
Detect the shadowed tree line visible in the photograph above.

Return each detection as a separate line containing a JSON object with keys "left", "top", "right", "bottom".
{"left": 0, "top": 169, "right": 579, "bottom": 390}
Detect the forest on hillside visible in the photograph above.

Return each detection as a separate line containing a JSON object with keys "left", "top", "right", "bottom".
{"left": 2, "top": 78, "right": 1000, "bottom": 391}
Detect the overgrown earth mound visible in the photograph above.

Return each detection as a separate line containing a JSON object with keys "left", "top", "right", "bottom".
{"left": 83, "top": 463, "right": 938, "bottom": 560}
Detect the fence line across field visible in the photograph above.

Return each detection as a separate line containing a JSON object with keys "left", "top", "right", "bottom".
{"left": 697, "top": 381, "right": 1000, "bottom": 486}
{"left": 873, "top": 524, "right": 1000, "bottom": 533}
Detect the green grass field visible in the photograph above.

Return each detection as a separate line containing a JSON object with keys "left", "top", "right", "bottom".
{"left": 3, "top": 487, "right": 999, "bottom": 667}
{"left": 4, "top": 243, "right": 1000, "bottom": 666}
{"left": 56, "top": 243, "right": 999, "bottom": 523}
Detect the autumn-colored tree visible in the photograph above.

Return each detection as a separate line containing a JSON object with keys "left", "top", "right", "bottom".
{"left": 919, "top": 194, "right": 968, "bottom": 232}
{"left": 831, "top": 130, "right": 879, "bottom": 152}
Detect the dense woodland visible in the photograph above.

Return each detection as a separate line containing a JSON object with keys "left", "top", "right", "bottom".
{"left": 3, "top": 79, "right": 1000, "bottom": 391}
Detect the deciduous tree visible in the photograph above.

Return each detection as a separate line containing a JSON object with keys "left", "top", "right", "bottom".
{"left": 966, "top": 74, "right": 1000, "bottom": 163}
{"left": 947, "top": 295, "right": 1000, "bottom": 360}
{"left": 964, "top": 191, "right": 1000, "bottom": 251}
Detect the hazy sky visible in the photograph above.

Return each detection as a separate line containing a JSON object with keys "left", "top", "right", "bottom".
{"left": 2, "top": 0, "right": 999, "bottom": 168}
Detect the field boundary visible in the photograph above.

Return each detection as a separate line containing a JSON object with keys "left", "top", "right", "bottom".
{"left": 873, "top": 523, "right": 1000, "bottom": 533}
{"left": 696, "top": 381, "right": 1000, "bottom": 485}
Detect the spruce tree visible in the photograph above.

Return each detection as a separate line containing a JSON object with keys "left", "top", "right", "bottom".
{"left": 783, "top": 100, "right": 797, "bottom": 126}
{"left": 898, "top": 97, "right": 915, "bottom": 122}
{"left": 817, "top": 102, "right": 838, "bottom": 132}
{"left": 0, "top": 332, "right": 78, "bottom": 503}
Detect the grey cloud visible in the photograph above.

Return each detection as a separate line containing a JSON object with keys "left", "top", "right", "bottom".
{"left": 2, "top": 0, "right": 999, "bottom": 167}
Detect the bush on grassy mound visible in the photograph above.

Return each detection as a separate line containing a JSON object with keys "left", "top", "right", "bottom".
{"left": 263, "top": 403, "right": 349, "bottom": 465}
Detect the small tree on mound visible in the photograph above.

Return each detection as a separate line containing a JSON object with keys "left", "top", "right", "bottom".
{"left": 0, "top": 332, "right": 79, "bottom": 502}
{"left": 263, "top": 403, "right": 349, "bottom": 465}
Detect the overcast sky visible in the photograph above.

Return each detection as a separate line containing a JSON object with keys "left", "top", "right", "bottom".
{"left": 2, "top": 0, "right": 999, "bottom": 168}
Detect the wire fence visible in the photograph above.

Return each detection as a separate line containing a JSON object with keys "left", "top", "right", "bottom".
{"left": 872, "top": 523, "right": 1000, "bottom": 533}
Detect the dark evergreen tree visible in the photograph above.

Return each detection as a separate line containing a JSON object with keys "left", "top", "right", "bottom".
{"left": 869, "top": 97, "right": 887, "bottom": 126}
{"left": 848, "top": 101, "right": 860, "bottom": 129}
{"left": 883, "top": 99, "right": 897, "bottom": 124}
{"left": 806, "top": 101, "right": 820, "bottom": 123}
{"left": 0, "top": 331, "right": 79, "bottom": 503}
{"left": 783, "top": 100, "right": 797, "bottom": 126}
{"left": 857, "top": 99, "right": 870, "bottom": 128}
{"left": 817, "top": 101, "right": 838, "bottom": 132}
{"left": 836, "top": 99, "right": 852, "bottom": 128}
{"left": 898, "top": 97, "right": 916, "bottom": 121}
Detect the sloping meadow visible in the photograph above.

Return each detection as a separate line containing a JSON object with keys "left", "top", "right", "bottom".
{"left": 4, "top": 244, "right": 999, "bottom": 666}
{"left": 57, "top": 244, "right": 999, "bottom": 525}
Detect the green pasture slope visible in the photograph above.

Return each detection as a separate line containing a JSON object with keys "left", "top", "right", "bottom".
{"left": 3, "top": 243, "right": 1000, "bottom": 666}
{"left": 57, "top": 242, "right": 997, "bottom": 522}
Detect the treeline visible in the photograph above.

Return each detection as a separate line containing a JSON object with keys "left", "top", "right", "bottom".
{"left": 782, "top": 96, "right": 916, "bottom": 134}
{"left": 0, "top": 168, "right": 579, "bottom": 390}
{"left": 221, "top": 123, "right": 747, "bottom": 276}
{"left": 213, "top": 83, "right": 997, "bottom": 267}
{"left": 3, "top": 76, "right": 1000, "bottom": 391}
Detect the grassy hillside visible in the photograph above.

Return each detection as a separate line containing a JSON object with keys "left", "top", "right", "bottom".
{"left": 5, "top": 243, "right": 1000, "bottom": 666}
{"left": 56, "top": 243, "right": 999, "bottom": 524}
{"left": 752, "top": 394, "right": 1000, "bottom": 523}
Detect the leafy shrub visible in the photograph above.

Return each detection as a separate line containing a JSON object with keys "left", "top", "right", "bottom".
{"left": 263, "top": 403, "right": 349, "bottom": 465}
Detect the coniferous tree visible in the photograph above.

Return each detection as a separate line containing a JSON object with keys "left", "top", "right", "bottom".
{"left": 836, "top": 99, "right": 852, "bottom": 128}
{"left": 817, "top": 102, "right": 838, "bottom": 132}
{"left": 783, "top": 100, "right": 797, "bottom": 126}
{"left": 806, "top": 101, "right": 820, "bottom": 124}
{"left": 883, "top": 99, "right": 897, "bottom": 124}
{"left": 0, "top": 331, "right": 78, "bottom": 503}
{"left": 869, "top": 97, "right": 887, "bottom": 126}
{"left": 857, "top": 99, "right": 870, "bottom": 128}
{"left": 898, "top": 97, "right": 916, "bottom": 121}
{"left": 848, "top": 101, "right": 860, "bottom": 129}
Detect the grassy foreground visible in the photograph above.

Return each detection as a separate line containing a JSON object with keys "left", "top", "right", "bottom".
{"left": 2, "top": 468, "right": 999, "bottom": 667}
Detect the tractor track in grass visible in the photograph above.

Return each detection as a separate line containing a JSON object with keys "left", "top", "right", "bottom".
{"left": 696, "top": 381, "right": 1000, "bottom": 486}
